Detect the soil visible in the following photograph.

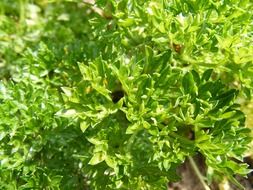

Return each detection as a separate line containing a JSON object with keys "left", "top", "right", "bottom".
{"left": 168, "top": 155, "right": 253, "bottom": 190}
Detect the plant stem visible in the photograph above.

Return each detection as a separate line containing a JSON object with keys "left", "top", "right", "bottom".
{"left": 19, "top": 0, "right": 25, "bottom": 24}
{"left": 126, "top": 129, "right": 140, "bottom": 151}
{"left": 189, "top": 156, "right": 211, "bottom": 190}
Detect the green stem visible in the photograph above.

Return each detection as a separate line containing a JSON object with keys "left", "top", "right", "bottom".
{"left": 127, "top": 130, "right": 138, "bottom": 151}
{"left": 196, "top": 9, "right": 212, "bottom": 41}
{"left": 170, "top": 131, "right": 195, "bottom": 146}
{"left": 189, "top": 156, "right": 211, "bottom": 190}
{"left": 19, "top": 0, "right": 25, "bottom": 24}
{"left": 18, "top": 0, "right": 27, "bottom": 34}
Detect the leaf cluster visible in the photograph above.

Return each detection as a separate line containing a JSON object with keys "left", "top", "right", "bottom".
{"left": 0, "top": 0, "right": 252, "bottom": 189}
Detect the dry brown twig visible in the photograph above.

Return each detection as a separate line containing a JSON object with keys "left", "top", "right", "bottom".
{"left": 83, "top": 0, "right": 112, "bottom": 19}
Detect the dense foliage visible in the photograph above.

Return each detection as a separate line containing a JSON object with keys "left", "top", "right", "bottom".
{"left": 0, "top": 0, "right": 252, "bottom": 189}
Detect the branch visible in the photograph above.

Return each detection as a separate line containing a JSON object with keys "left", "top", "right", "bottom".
{"left": 189, "top": 156, "right": 211, "bottom": 190}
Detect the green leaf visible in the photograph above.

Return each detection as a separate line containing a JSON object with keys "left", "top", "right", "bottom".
{"left": 202, "top": 69, "right": 213, "bottom": 82}
{"left": 92, "top": 84, "right": 111, "bottom": 100}
{"left": 105, "top": 156, "right": 117, "bottom": 169}
{"left": 182, "top": 72, "right": 196, "bottom": 94}
{"left": 78, "top": 62, "right": 92, "bottom": 81}
{"left": 88, "top": 152, "right": 106, "bottom": 165}
{"left": 220, "top": 111, "right": 236, "bottom": 119}
{"left": 126, "top": 123, "right": 141, "bottom": 134}
{"left": 55, "top": 109, "right": 78, "bottom": 118}
{"left": 61, "top": 87, "right": 73, "bottom": 97}
{"left": 118, "top": 18, "right": 135, "bottom": 27}
{"left": 80, "top": 121, "right": 89, "bottom": 133}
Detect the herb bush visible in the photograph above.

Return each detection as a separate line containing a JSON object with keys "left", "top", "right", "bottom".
{"left": 0, "top": 0, "right": 253, "bottom": 189}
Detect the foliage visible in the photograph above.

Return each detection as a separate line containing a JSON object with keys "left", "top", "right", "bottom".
{"left": 0, "top": 0, "right": 252, "bottom": 189}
